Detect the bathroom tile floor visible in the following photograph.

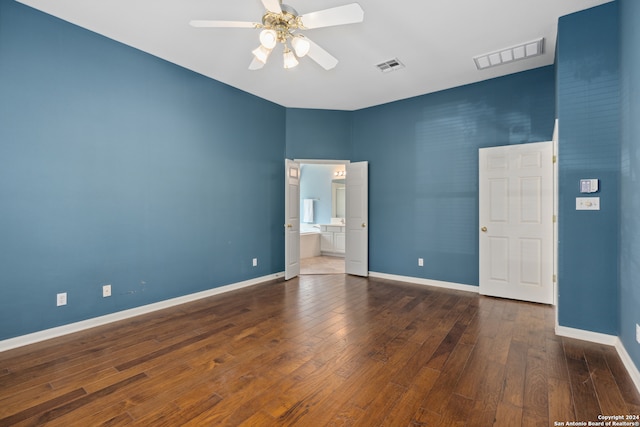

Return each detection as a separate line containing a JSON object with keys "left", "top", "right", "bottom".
{"left": 300, "top": 255, "right": 345, "bottom": 275}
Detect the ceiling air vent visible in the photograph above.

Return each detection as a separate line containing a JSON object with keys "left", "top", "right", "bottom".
{"left": 376, "top": 58, "right": 404, "bottom": 73}
{"left": 473, "top": 38, "right": 544, "bottom": 70}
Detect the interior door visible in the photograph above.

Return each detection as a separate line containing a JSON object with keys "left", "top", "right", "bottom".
{"left": 345, "top": 161, "right": 368, "bottom": 276}
{"left": 284, "top": 159, "right": 300, "bottom": 280}
{"left": 479, "top": 142, "right": 553, "bottom": 304}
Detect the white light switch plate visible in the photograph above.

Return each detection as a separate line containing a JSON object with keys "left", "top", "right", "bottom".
{"left": 576, "top": 197, "right": 600, "bottom": 210}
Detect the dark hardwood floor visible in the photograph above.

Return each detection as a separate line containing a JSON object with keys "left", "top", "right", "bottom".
{"left": 1, "top": 274, "right": 638, "bottom": 426}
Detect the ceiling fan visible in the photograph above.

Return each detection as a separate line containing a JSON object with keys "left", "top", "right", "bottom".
{"left": 190, "top": 0, "right": 364, "bottom": 71}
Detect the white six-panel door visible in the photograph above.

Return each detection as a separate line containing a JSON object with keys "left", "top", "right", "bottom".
{"left": 284, "top": 159, "right": 300, "bottom": 280}
{"left": 479, "top": 142, "right": 553, "bottom": 304}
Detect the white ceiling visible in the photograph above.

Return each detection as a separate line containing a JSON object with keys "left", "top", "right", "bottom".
{"left": 17, "top": 0, "right": 612, "bottom": 111}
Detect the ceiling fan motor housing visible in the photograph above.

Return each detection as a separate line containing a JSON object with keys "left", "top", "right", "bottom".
{"left": 262, "top": 4, "right": 301, "bottom": 43}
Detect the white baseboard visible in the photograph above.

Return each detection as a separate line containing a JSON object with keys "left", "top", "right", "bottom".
{"left": 0, "top": 272, "right": 284, "bottom": 353}
{"left": 555, "top": 325, "right": 619, "bottom": 346}
{"left": 556, "top": 325, "right": 640, "bottom": 394}
{"left": 368, "top": 271, "right": 479, "bottom": 294}
{"left": 615, "top": 338, "right": 640, "bottom": 394}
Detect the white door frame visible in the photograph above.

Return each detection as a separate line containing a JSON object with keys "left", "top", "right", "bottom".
{"left": 552, "top": 120, "right": 559, "bottom": 307}
{"left": 289, "top": 159, "right": 367, "bottom": 278}
{"left": 294, "top": 160, "right": 350, "bottom": 267}
{"left": 295, "top": 159, "right": 351, "bottom": 166}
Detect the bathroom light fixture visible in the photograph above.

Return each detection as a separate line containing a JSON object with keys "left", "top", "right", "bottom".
{"left": 473, "top": 38, "right": 544, "bottom": 70}
{"left": 334, "top": 170, "right": 346, "bottom": 177}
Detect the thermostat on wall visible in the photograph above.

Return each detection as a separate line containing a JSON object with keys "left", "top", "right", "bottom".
{"left": 580, "top": 179, "right": 599, "bottom": 193}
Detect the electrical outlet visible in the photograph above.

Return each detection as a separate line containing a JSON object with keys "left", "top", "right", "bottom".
{"left": 103, "top": 284, "right": 112, "bottom": 298}
{"left": 636, "top": 323, "right": 640, "bottom": 344}
{"left": 418, "top": 258, "right": 424, "bottom": 267}
{"left": 56, "top": 292, "right": 67, "bottom": 306}
{"left": 252, "top": 258, "right": 258, "bottom": 267}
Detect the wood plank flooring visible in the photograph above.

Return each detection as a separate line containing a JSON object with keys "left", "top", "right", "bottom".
{"left": 1, "top": 274, "right": 638, "bottom": 426}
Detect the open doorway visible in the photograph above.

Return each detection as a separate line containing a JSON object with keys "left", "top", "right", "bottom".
{"left": 298, "top": 161, "right": 348, "bottom": 275}
{"left": 285, "top": 158, "right": 368, "bottom": 279}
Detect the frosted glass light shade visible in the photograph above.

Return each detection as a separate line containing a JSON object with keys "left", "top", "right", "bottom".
{"left": 291, "top": 36, "right": 310, "bottom": 57}
{"left": 259, "top": 29, "right": 277, "bottom": 49}
{"left": 252, "top": 45, "right": 272, "bottom": 63}
{"left": 283, "top": 48, "right": 299, "bottom": 69}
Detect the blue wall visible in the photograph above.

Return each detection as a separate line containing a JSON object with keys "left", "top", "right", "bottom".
{"left": 285, "top": 108, "right": 352, "bottom": 160}
{"left": 556, "top": 2, "right": 620, "bottom": 335}
{"left": 299, "top": 164, "right": 335, "bottom": 225}
{"left": 619, "top": 0, "right": 640, "bottom": 366}
{"left": 351, "top": 68, "right": 555, "bottom": 285}
{"left": 0, "top": 1, "right": 285, "bottom": 340}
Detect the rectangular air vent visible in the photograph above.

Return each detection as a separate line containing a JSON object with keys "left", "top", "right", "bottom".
{"left": 473, "top": 38, "right": 544, "bottom": 70}
{"left": 376, "top": 58, "right": 405, "bottom": 73}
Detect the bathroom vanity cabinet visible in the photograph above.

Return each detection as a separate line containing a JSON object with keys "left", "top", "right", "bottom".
{"left": 320, "top": 225, "right": 345, "bottom": 256}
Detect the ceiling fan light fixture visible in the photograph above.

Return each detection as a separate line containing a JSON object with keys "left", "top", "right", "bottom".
{"left": 259, "top": 29, "right": 277, "bottom": 49}
{"left": 283, "top": 47, "right": 299, "bottom": 69}
{"left": 291, "top": 36, "right": 310, "bottom": 58}
{"left": 252, "top": 45, "right": 273, "bottom": 64}
{"left": 191, "top": 1, "right": 365, "bottom": 72}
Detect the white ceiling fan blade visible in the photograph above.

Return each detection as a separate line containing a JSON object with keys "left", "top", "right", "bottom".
{"left": 306, "top": 38, "right": 338, "bottom": 70}
{"left": 189, "top": 20, "right": 257, "bottom": 28}
{"left": 261, "top": 0, "right": 282, "bottom": 13}
{"left": 249, "top": 57, "right": 266, "bottom": 70}
{"left": 300, "top": 3, "right": 364, "bottom": 29}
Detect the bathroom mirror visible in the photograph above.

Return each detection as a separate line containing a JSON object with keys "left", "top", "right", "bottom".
{"left": 332, "top": 180, "right": 346, "bottom": 219}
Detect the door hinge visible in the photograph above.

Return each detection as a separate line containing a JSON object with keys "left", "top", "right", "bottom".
{"left": 552, "top": 155, "right": 557, "bottom": 164}
{"left": 553, "top": 274, "right": 557, "bottom": 283}
{"left": 553, "top": 215, "right": 557, "bottom": 223}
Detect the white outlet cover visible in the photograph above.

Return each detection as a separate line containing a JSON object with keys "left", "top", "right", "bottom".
{"left": 56, "top": 292, "right": 67, "bottom": 306}
{"left": 253, "top": 258, "right": 258, "bottom": 267}
{"left": 418, "top": 258, "right": 424, "bottom": 267}
{"left": 103, "top": 284, "right": 112, "bottom": 297}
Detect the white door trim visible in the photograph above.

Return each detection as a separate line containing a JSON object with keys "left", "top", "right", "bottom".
{"left": 552, "top": 119, "right": 559, "bottom": 307}
{"left": 290, "top": 159, "right": 369, "bottom": 277}
{"left": 294, "top": 159, "right": 350, "bottom": 165}
{"left": 292, "top": 159, "right": 349, "bottom": 277}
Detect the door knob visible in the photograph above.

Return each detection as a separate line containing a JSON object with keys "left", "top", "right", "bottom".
{"left": 362, "top": 223, "right": 367, "bottom": 228}
{"left": 481, "top": 226, "right": 487, "bottom": 232}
